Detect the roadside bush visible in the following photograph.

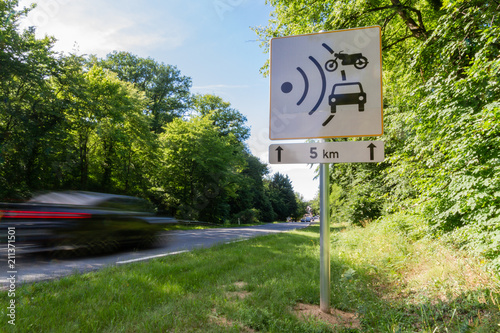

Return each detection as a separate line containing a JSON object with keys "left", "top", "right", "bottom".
{"left": 344, "top": 181, "right": 384, "bottom": 227}
{"left": 231, "top": 208, "right": 260, "bottom": 224}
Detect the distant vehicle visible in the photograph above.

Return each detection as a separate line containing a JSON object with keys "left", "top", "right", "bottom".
{"left": 329, "top": 82, "right": 366, "bottom": 113}
{"left": 300, "top": 214, "right": 312, "bottom": 223}
{"left": 0, "top": 191, "right": 168, "bottom": 255}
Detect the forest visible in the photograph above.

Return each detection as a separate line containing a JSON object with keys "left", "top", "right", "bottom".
{"left": 0, "top": 0, "right": 301, "bottom": 224}
{"left": 256, "top": 0, "right": 499, "bottom": 268}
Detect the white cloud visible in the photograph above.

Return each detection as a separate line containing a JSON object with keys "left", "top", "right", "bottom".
{"left": 18, "top": 0, "right": 191, "bottom": 57}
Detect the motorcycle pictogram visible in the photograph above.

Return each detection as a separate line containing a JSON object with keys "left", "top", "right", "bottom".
{"left": 324, "top": 51, "right": 368, "bottom": 72}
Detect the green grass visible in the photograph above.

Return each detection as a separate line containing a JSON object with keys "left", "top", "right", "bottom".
{"left": 1, "top": 216, "right": 499, "bottom": 332}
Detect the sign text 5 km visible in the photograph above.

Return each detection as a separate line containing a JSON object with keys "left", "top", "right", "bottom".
{"left": 269, "top": 141, "right": 384, "bottom": 164}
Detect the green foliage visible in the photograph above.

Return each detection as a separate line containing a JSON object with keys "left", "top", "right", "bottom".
{"left": 398, "top": 2, "right": 500, "bottom": 262}
{"left": 231, "top": 208, "right": 261, "bottom": 224}
{"left": 328, "top": 155, "right": 387, "bottom": 225}
{"left": 191, "top": 94, "right": 250, "bottom": 143}
{"left": 0, "top": 1, "right": 66, "bottom": 197}
{"left": 97, "top": 51, "right": 192, "bottom": 134}
{"left": 257, "top": 0, "right": 500, "bottom": 263}
{"left": 51, "top": 64, "right": 151, "bottom": 193}
{"left": 294, "top": 192, "right": 311, "bottom": 220}
{"left": 265, "top": 172, "right": 298, "bottom": 221}
{"left": 229, "top": 153, "right": 275, "bottom": 223}
{"left": 157, "top": 115, "right": 246, "bottom": 222}
{"left": 1, "top": 4, "right": 300, "bottom": 225}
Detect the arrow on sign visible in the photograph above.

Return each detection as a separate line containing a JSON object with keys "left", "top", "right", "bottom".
{"left": 276, "top": 146, "right": 284, "bottom": 162}
{"left": 367, "top": 143, "right": 377, "bottom": 161}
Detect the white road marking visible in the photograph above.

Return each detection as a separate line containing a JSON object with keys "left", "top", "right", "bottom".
{"left": 116, "top": 250, "right": 189, "bottom": 264}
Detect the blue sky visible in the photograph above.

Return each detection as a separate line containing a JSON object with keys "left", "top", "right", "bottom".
{"left": 17, "top": 0, "right": 319, "bottom": 201}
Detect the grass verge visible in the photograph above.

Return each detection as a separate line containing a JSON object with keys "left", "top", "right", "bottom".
{"left": 1, "top": 216, "right": 499, "bottom": 332}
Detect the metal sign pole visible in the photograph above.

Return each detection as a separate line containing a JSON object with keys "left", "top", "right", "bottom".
{"left": 319, "top": 162, "right": 330, "bottom": 313}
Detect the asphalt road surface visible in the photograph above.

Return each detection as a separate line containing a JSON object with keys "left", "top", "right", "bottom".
{"left": 1, "top": 222, "right": 311, "bottom": 289}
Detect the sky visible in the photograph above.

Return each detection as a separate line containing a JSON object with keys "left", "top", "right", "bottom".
{"left": 17, "top": 0, "right": 320, "bottom": 201}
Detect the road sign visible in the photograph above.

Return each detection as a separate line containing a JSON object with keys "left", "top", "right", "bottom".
{"left": 269, "top": 141, "right": 384, "bottom": 164}
{"left": 269, "top": 26, "right": 383, "bottom": 140}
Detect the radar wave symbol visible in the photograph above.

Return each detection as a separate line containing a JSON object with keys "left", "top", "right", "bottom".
{"left": 282, "top": 56, "right": 327, "bottom": 116}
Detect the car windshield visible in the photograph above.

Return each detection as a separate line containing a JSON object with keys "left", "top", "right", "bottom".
{"left": 333, "top": 83, "right": 361, "bottom": 94}
{"left": 28, "top": 191, "right": 153, "bottom": 212}
{"left": 29, "top": 191, "right": 107, "bottom": 206}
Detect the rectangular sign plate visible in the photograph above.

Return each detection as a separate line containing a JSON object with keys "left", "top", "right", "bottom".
{"left": 269, "top": 141, "right": 384, "bottom": 164}
{"left": 269, "top": 26, "right": 383, "bottom": 140}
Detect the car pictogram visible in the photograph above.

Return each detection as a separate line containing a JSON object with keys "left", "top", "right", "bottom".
{"left": 328, "top": 82, "right": 366, "bottom": 113}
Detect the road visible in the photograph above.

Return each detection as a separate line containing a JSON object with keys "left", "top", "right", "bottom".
{"left": 1, "top": 222, "right": 310, "bottom": 289}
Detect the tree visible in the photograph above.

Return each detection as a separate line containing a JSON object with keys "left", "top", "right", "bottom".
{"left": 190, "top": 94, "right": 268, "bottom": 223}
{"left": 294, "top": 192, "right": 310, "bottom": 220}
{"left": 329, "top": 149, "right": 388, "bottom": 224}
{"left": 230, "top": 153, "right": 275, "bottom": 223}
{"left": 82, "top": 66, "right": 151, "bottom": 193}
{"left": 98, "top": 51, "right": 192, "bottom": 133}
{"left": 51, "top": 62, "right": 153, "bottom": 194}
{"left": 157, "top": 115, "right": 246, "bottom": 222}
{"left": 395, "top": 2, "right": 500, "bottom": 263}
{"left": 1, "top": 0, "right": 276, "bottom": 226}
{"left": 266, "top": 172, "right": 298, "bottom": 221}
{"left": 191, "top": 94, "right": 251, "bottom": 143}
{"left": 1, "top": 3, "right": 156, "bottom": 200}
{"left": 0, "top": 0, "right": 67, "bottom": 198}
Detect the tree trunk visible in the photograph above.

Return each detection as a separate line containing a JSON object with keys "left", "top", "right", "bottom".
{"left": 390, "top": 0, "right": 428, "bottom": 39}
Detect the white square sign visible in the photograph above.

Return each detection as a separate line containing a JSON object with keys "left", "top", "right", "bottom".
{"left": 269, "top": 26, "right": 383, "bottom": 140}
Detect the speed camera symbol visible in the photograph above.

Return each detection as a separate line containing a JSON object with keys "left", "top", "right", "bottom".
{"left": 278, "top": 42, "right": 369, "bottom": 126}
{"left": 270, "top": 26, "right": 383, "bottom": 140}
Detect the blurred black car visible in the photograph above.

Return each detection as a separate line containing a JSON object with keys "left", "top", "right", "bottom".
{"left": 0, "top": 191, "right": 168, "bottom": 254}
